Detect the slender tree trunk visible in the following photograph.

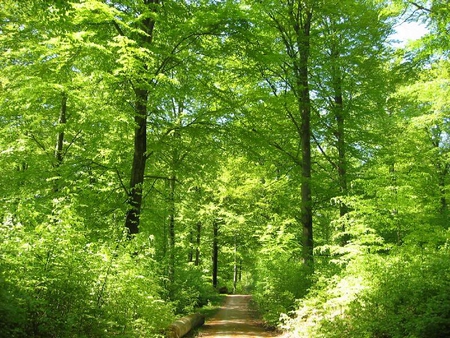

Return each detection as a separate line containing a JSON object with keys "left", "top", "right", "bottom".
{"left": 168, "top": 175, "right": 176, "bottom": 286}
{"left": 195, "top": 222, "right": 201, "bottom": 266}
{"left": 212, "top": 220, "right": 219, "bottom": 289}
{"left": 125, "top": 88, "right": 148, "bottom": 235}
{"left": 389, "top": 162, "right": 402, "bottom": 244}
{"left": 293, "top": 7, "right": 314, "bottom": 266}
{"left": 300, "top": 82, "right": 313, "bottom": 266}
{"left": 331, "top": 47, "right": 349, "bottom": 245}
{"left": 188, "top": 230, "right": 194, "bottom": 263}
{"left": 435, "top": 153, "right": 448, "bottom": 222}
{"left": 431, "top": 130, "right": 448, "bottom": 218}
{"left": 233, "top": 237, "right": 238, "bottom": 294}
{"left": 268, "top": 1, "right": 314, "bottom": 265}
{"left": 124, "top": 8, "right": 157, "bottom": 235}
{"left": 55, "top": 93, "right": 67, "bottom": 167}
{"left": 439, "top": 168, "right": 447, "bottom": 216}
{"left": 53, "top": 92, "right": 67, "bottom": 192}
{"left": 238, "top": 259, "right": 242, "bottom": 282}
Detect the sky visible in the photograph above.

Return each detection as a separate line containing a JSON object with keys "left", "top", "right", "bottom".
{"left": 390, "top": 21, "right": 429, "bottom": 47}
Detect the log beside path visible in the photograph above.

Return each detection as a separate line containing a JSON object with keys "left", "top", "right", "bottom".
{"left": 167, "top": 313, "right": 205, "bottom": 338}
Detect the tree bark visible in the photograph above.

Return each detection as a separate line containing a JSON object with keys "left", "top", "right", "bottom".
{"left": 429, "top": 127, "right": 448, "bottom": 224}
{"left": 331, "top": 46, "right": 349, "bottom": 245}
{"left": 55, "top": 92, "right": 67, "bottom": 167}
{"left": 291, "top": 4, "right": 314, "bottom": 266}
{"left": 168, "top": 175, "right": 176, "bottom": 286}
{"left": 125, "top": 88, "right": 148, "bottom": 235}
{"left": 188, "top": 230, "right": 194, "bottom": 263}
{"left": 195, "top": 222, "right": 201, "bottom": 266}
{"left": 53, "top": 92, "right": 67, "bottom": 192}
{"left": 167, "top": 313, "right": 205, "bottom": 338}
{"left": 212, "top": 220, "right": 219, "bottom": 289}
{"left": 233, "top": 237, "right": 238, "bottom": 294}
{"left": 124, "top": 5, "right": 157, "bottom": 235}
{"left": 439, "top": 167, "right": 447, "bottom": 216}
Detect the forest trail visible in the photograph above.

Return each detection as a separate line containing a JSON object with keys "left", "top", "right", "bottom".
{"left": 197, "top": 295, "right": 279, "bottom": 338}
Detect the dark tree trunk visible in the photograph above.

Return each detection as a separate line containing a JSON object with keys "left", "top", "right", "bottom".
{"left": 168, "top": 175, "right": 176, "bottom": 286}
{"left": 124, "top": 6, "right": 157, "bottom": 235}
{"left": 212, "top": 220, "right": 219, "bottom": 289}
{"left": 195, "top": 222, "right": 201, "bottom": 266}
{"left": 53, "top": 92, "right": 67, "bottom": 192}
{"left": 233, "top": 237, "right": 238, "bottom": 294}
{"left": 188, "top": 230, "right": 194, "bottom": 263}
{"left": 264, "top": 1, "right": 314, "bottom": 265}
{"left": 293, "top": 7, "right": 314, "bottom": 266}
{"left": 125, "top": 88, "right": 148, "bottom": 235}
{"left": 439, "top": 168, "right": 447, "bottom": 216}
{"left": 331, "top": 47, "right": 349, "bottom": 245}
{"left": 55, "top": 93, "right": 67, "bottom": 166}
{"left": 433, "top": 133, "right": 448, "bottom": 221}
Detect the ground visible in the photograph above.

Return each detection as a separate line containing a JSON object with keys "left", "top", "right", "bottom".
{"left": 196, "top": 295, "right": 280, "bottom": 338}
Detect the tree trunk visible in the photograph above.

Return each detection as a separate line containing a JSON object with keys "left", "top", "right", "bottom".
{"left": 168, "top": 175, "right": 176, "bottom": 287}
{"left": 331, "top": 46, "right": 349, "bottom": 245}
{"left": 124, "top": 7, "right": 157, "bottom": 235}
{"left": 238, "top": 259, "right": 242, "bottom": 282}
{"left": 431, "top": 129, "right": 448, "bottom": 218}
{"left": 188, "top": 230, "right": 194, "bottom": 263}
{"left": 212, "top": 220, "right": 219, "bottom": 289}
{"left": 188, "top": 222, "right": 201, "bottom": 265}
{"left": 439, "top": 167, "right": 447, "bottom": 216}
{"left": 125, "top": 88, "right": 148, "bottom": 235}
{"left": 53, "top": 92, "right": 67, "bottom": 192}
{"left": 55, "top": 92, "right": 67, "bottom": 167}
{"left": 389, "top": 162, "right": 402, "bottom": 244}
{"left": 167, "top": 313, "right": 205, "bottom": 338}
{"left": 195, "top": 221, "right": 201, "bottom": 266}
{"left": 293, "top": 7, "right": 314, "bottom": 266}
{"left": 233, "top": 237, "right": 238, "bottom": 294}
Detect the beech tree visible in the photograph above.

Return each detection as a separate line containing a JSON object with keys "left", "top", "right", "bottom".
{"left": 240, "top": 0, "right": 316, "bottom": 265}
{"left": 310, "top": 0, "right": 392, "bottom": 245}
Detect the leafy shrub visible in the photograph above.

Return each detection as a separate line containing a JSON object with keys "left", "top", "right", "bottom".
{"left": 282, "top": 244, "right": 450, "bottom": 338}
{"left": 170, "top": 263, "right": 219, "bottom": 314}
{"left": 253, "top": 254, "right": 312, "bottom": 327}
{"left": 0, "top": 212, "right": 174, "bottom": 337}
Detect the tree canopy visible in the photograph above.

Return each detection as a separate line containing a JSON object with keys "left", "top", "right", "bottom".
{"left": 1, "top": 1, "right": 450, "bottom": 337}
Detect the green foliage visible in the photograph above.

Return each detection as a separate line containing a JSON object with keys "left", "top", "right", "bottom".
{"left": 0, "top": 213, "right": 174, "bottom": 338}
{"left": 170, "top": 264, "right": 219, "bottom": 314}
{"left": 345, "top": 248, "right": 450, "bottom": 338}
{"left": 253, "top": 253, "right": 313, "bottom": 327}
{"left": 282, "top": 241, "right": 450, "bottom": 338}
{"left": 2, "top": 0, "right": 450, "bottom": 336}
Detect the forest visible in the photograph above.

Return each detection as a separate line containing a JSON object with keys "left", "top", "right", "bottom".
{"left": 1, "top": 0, "right": 450, "bottom": 337}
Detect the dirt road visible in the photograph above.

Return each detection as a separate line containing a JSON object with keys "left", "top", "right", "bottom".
{"left": 198, "top": 295, "right": 279, "bottom": 338}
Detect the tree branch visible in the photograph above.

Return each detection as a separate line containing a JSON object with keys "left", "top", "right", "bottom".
{"left": 115, "top": 168, "right": 129, "bottom": 195}
{"left": 312, "top": 132, "right": 337, "bottom": 169}
{"left": 63, "top": 130, "right": 83, "bottom": 158}
{"left": 408, "top": 1, "right": 431, "bottom": 13}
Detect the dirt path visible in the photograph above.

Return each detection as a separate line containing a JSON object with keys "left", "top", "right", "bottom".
{"left": 198, "top": 295, "right": 279, "bottom": 338}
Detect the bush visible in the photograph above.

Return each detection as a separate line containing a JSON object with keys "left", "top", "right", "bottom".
{"left": 253, "top": 254, "right": 312, "bottom": 327}
{"left": 170, "top": 263, "right": 219, "bottom": 314}
{"left": 0, "top": 217, "right": 175, "bottom": 337}
{"left": 282, "top": 246, "right": 450, "bottom": 338}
